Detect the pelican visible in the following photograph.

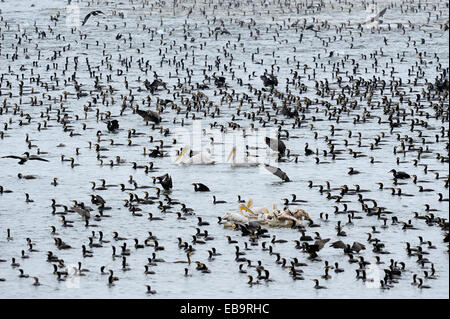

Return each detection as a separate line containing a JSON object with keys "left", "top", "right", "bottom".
{"left": 218, "top": 216, "right": 235, "bottom": 228}
{"left": 238, "top": 199, "right": 271, "bottom": 218}
{"left": 266, "top": 210, "right": 299, "bottom": 227}
{"left": 227, "top": 146, "right": 259, "bottom": 167}
{"left": 175, "top": 147, "right": 215, "bottom": 165}
{"left": 290, "top": 207, "right": 311, "bottom": 221}
{"left": 222, "top": 212, "right": 249, "bottom": 226}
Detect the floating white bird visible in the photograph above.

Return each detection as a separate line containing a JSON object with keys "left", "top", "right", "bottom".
{"left": 290, "top": 207, "right": 311, "bottom": 221}
{"left": 266, "top": 208, "right": 305, "bottom": 227}
{"left": 222, "top": 212, "right": 249, "bottom": 226}
{"left": 266, "top": 212, "right": 298, "bottom": 227}
{"left": 236, "top": 200, "right": 311, "bottom": 228}
{"left": 220, "top": 198, "right": 312, "bottom": 229}
{"left": 175, "top": 147, "right": 215, "bottom": 165}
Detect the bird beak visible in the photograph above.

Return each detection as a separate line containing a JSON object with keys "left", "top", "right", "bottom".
{"left": 239, "top": 205, "right": 255, "bottom": 215}
{"left": 226, "top": 147, "right": 236, "bottom": 162}
{"left": 175, "top": 148, "right": 188, "bottom": 163}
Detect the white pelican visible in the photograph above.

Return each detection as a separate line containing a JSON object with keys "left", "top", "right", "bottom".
{"left": 266, "top": 209, "right": 301, "bottom": 228}
{"left": 222, "top": 212, "right": 249, "bottom": 226}
{"left": 238, "top": 198, "right": 272, "bottom": 218}
{"left": 175, "top": 147, "right": 215, "bottom": 165}
{"left": 290, "top": 207, "right": 311, "bottom": 221}
{"left": 241, "top": 201, "right": 309, "bottom": 228}
{"left": 220, "top": 200, "right": 311, "bottom": 229}
{"left": 227, "top": 146, "right": 259, "bottom": 167}
{"left": 218, "top": 216, "right": 235, "bottom": 228}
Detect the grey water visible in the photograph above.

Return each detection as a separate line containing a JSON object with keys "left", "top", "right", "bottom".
{"left": 0, "top": 0, "right": 448, "bottom": 298}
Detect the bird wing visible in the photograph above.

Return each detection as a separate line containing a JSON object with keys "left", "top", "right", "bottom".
{"left": 315, "top": 238, "right": 330, "bottom": 250}
{"left": 159, "top": 173, "right": 169, "bottom": 180}
{"left": 82, "top": 12, "right": 93, "bottom": 25}
{"left": 2, "top": 155, "right": 23, "bottom": 160}
{"left": 72, "top": 206, "right": 90, "bottom": 219}
{"left": 351, "top": 242, "right": 366, "bottom": 252}
{"left": 164, "top": 176, "right": 173, "bottom": 189}
{"left": 95, "top": 195, "right": 106, "bottom": 204}
{"left": 377, "top": 7, "right": 388, "bottom": 19}
{"left": 330, "top": 240, "right": 346, "bottom": 249}
{"left": 264, "top": 164, "right": 291, "bottom": 182}
{"left": 82, "top": 11, "right": 104, "bottom": 25}
{"left": 278, "top": 139, "right": 286, "bottom": 154}
{"left": 136, "top": 109, "right": 148, "bottom": 118}
{"left": 365, "top": 7, "right": 387, "bottom": 24}
{"left": 136, "top": 109, "right": 161, "bottom": 123}
{"left": 265, "top": 137, "right": 286, "bottom": 155}
{"left": 265, "top": 137, "right": 277, "bottom": 151}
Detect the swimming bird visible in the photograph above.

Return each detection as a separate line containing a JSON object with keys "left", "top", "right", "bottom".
{"left": 226, "top": 236, "right": 238, "bottom": 244}
{"left": 154, "top": 174, "right": 173, "bottom": 191}
{"left": 260, "top": 74, "right": 278, "bottom": 87}
{"left": 247, "top": 275, "right": 260, "bottom": 286}
{"left": 144, "top": 266, "right": 155, "bottom": 275}
{"left": 417, "top": 278, "right": 431, "bottom": 289}
{"left": 108, "top": 270, "right": 119, "bottom": 286}
{"left": 148, "top": 213, "right": 164, "bottom": 221}
{"left": 145, "top": 285, "right": 157, "bottom": 294}
{"left": 197, "top": 217, "right": 210, "bottom": 226}
{"left": 213, "top": 196, "right": 227, "bottom": 204}
{"left": 389, "top": 169, "right": 410, "bottom": 179}
{"left": 0, "top": 186, "right": 13, "bottom": 194}
{"left": 312, "top": 279, "right": 327, "bottom": 289}
{"left": 192, "top": 183, "right": 210, "bottom": 192}
{"left": 106, "top": 120, "right": 119, "bottom": 132}
{"left": 32, "top": 277, "right": 41, "bottom": 286}
{"left": 176, "top": 147, "right": 215, "bottom": 165}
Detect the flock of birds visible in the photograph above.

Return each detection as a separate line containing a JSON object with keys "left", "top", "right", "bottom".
{"left": 0, "top": 0, "right": 448, "bottom": 298}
